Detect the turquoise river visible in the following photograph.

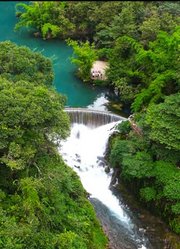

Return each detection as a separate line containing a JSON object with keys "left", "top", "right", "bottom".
{"left": 0, "top": 1, "right": 111, "bottom": 109}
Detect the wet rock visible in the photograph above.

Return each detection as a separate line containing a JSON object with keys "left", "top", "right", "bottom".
{"left": 105, "top": 166, "right": 110, "bottom": 173}
{"left": 98, "top": 161, "right": 105, "bottom": 167}
{"left": 75, "top": 153, "right": 80, "bottom": 158}
{"left": 97, "top": 156, "right": 105, "bottom": 161}
{"left": 75, "top": 154, "right": 81, "bottom": 162}
{"left": 110, "top": 168, "right": 120, "bottom": 186}
{"left": 74, "top": 165, "right": 80, "bottom": 169}
{"left": 76, "top": 131, "right": 80, "bottom": 138}
{"left": 97, "top": 156, "right": 107, "bottom": 166}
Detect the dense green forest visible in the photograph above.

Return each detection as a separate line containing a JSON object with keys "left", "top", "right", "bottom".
{"left": 0, "top": 41, "right": 108, "bottom": 249}
{"left": 1, "top": 0, "right": 178, "bottom": 246}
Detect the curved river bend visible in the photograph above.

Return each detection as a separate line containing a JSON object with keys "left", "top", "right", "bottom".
{"left": 0, "top": 1, "right": 110, "bottom": 108}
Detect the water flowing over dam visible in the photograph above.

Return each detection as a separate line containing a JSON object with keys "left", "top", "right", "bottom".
{"left": 60, "top": 108, "right": 153, "bottom": 249}
{"left": 65, "top": 107, "right": 127, "bottom": 128}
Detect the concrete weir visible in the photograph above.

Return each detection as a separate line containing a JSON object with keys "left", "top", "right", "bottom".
{"left": 65, "top": 107, "right": 127, "bottom": 128}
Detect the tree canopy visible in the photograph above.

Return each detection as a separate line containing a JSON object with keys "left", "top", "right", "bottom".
{"left": 0, "top": 41, "right": 54, "bottom": 86}
{"left": 15, "top": 2, "right": 75, "bottom": 40}
{"left": 146, "top": 93, "right": 180, "bottom": 151}
{"left": 0, "top": 77, "right": 69, "bottom": 171}
{"left": 67, "top": 39, "right": 97, "bottom": 82}
{"left": 0, "top": 41, "right": 108, "bottom": 248}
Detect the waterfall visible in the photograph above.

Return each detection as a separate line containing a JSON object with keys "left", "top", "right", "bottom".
{"left": 65, "top": 107, "right": 127, "bottom": 128}
{"left": 59, "top": 109, "right": 152, "bottom": 249}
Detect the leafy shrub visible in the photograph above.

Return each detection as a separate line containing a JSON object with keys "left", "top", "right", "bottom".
{"left": 117, "top": 120, "right": 131, "bottom": 135}
{"left": 140, "top": 187, "right": 157, "bottom": 202}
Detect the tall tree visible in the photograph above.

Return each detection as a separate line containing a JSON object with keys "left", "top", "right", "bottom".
{"left": 132, "top": 27, "right": 180, "bottom": 112}
{"left": 0, "top": 41, "right": 54, "bottom": 85}
{"left": 146, "top": 93, "right": 180, "bottom": 151}
{"left": 15, "top": 2, "right": 75, "bottom": 39}
{"left": 0, "top": 77, "right": 70, "bottom": 173}
{"left": 67, "top": 39, "right": 98, "bottom": 82}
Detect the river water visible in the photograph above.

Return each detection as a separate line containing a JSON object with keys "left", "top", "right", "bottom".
{"left": 0, "top": 1, "right": 110, "bottom": 108}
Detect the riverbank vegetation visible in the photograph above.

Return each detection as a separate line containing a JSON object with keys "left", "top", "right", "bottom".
{"left": 15, "top": 1, "right": 180, "bottom": 100}
{"left": 108, "top": 99, "right": 180, "bottom": 234}
{"left": 66, "top": 39, "right": 97, "bottom": 82}
{"left": 15, "top": 0, "right": 180, "bottom": 239}
{"left": 0, "top": 41, "right": 108, "bottom": 249}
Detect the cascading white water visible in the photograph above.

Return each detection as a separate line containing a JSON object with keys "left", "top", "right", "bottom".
{"left": 60, "top": 122, "right": 130, "bottom": 222}
{"left": 59, "top": 120, "right": 151, "bottom": 249}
